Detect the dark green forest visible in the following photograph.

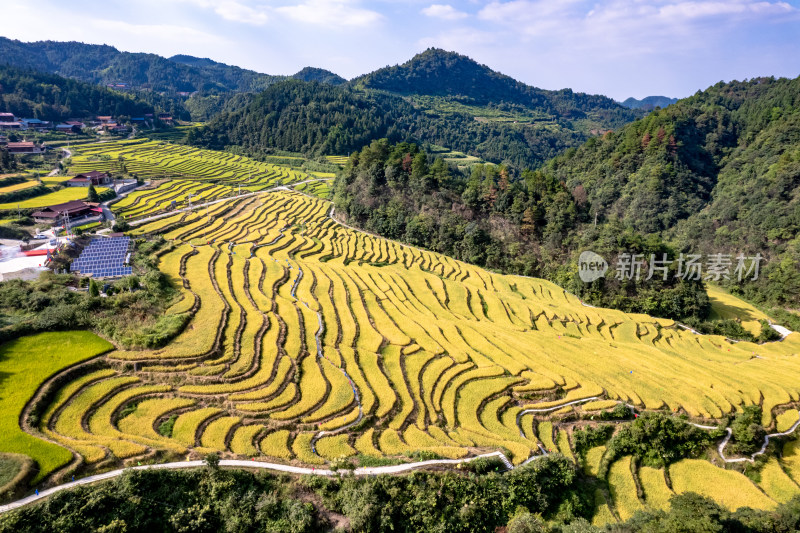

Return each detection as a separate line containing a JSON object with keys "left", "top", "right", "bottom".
{"left": 544, "top": 75, "right": 800, "bottom": 311}
{"left": 0, "top": 65, "right": 155, "bottom": 121}
{"left": 190, "top": 73, "right": 631, "bottom": 170}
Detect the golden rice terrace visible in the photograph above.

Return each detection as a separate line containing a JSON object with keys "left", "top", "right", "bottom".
{"left": 39, "top": 191, "right": 800, "bottom": 468}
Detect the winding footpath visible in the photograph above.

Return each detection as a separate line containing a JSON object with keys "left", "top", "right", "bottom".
{"left": 691, "top": 417, "right": 800, "bottom": 463}
{"left": 0, "top": 452, "right": 511, "bottom": 514}
{"left": 3, "top": 392, "right": 799, "bottom": 514}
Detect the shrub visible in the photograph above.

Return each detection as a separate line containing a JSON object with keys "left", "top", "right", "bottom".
{"left": 729, "top": 405, "right": 766, "bottom": 455}
{"left": 604, "top": 412, "right": 720, "bottom": 470}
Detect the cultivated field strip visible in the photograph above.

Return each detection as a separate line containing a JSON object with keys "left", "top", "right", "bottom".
{"left": 39, "top": 191, "right": 800, "bottom": 469}
{"left": 70, "top": 139, "right": 309, "bottom": 189}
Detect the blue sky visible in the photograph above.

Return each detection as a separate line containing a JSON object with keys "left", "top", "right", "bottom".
{"left": 4, "top": 0, "right": 800, "bottom": 100}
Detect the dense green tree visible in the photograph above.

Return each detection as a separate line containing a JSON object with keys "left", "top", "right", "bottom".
{"left": 729, "top": 406, "right": 766, "bottom": 456}
{"left": 87, "top": 184, "right": 99, "bottom": 203}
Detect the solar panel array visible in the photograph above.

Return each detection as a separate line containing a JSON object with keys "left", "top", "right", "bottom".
{"left": 70, "top": 236, "right": 133, "bottom": 278}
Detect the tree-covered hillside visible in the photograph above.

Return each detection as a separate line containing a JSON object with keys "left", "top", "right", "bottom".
{"left": 332, "top": 75, "right": 800, "bottom": 321}
{"left": 189, "top": 64, "right": 637, "bottom": 169}
{"left": 0, "top": 38, "right": 282, "bottom": 95}
{"left": 188, "top": 80, "right": 413, "bottom": 156}
{"left": 354, "top": 48, "right": 637, "bottom": 124}
{"left": 544, "top": 76, "right": 800, "bottom": 307}
{"left": 0, "top": 65, "right": 155, "bottom": 120}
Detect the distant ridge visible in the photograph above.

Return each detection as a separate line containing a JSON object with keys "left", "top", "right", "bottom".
{"left": 620, "top": 95, "right": 678, "bottom": 110}
{"left": 352, "top": 48, "right": 629, "bottom": 119}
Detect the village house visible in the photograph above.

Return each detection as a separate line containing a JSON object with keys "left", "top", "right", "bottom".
{"left": 32, "top": 200, "right": 102, "bottom": 225}
{"left": 56, "top": 123, "right": 82, "bottom": 134}
{"left": 6, "top": 141, "right": 43, "bottom": 154}
{"left": 20, "top": 118, "right": 50, "bottom": 130}
{"left": 65, "top": 171, "right": 112, "bottom": 187}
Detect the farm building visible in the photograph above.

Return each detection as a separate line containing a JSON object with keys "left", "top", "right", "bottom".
{"left": 6, "top": 141, "right": 43, "bottom": 154}
{"left": 20, "top": 118, "right": 50, "bottom": 130}
{"left": 0, "top": 122, "right": 24, "bottom": 130}
{"left": 56, "top": 123, "right": 82, "bottom": 133}
{"left": 66, "top": 171, "right": 112, "bottom": 187}
{"left": 32, "top": 200, "right": 102, "bottom": 225}
{"left": 0, "top": 113, "right": 16, "bottom": 122}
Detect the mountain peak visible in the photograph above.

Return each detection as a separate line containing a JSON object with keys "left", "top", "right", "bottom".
{"left": 291, "top": 67, "right": 346, "bottom": 85}
{"left": 168, "top": 54, "right": 222, "bottom": 68}
{"left": 355, "top": 48, "right": 521, "bottom": 102}
{"left": 620, "top": 95, "right": 678, "bottom": 110}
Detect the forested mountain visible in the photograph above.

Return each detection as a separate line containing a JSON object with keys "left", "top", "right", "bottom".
{"left": 0, "top": 65, "right": 155, "bottom": 120}
{"left": 190, "top": 50, "right": 643, "bottom": 168}
{"left": 332, "top": 75, "right": 800, "bottom": 322}
{"left": 0, "top": 41, "right": 640, "bottom": 165}
{"left": 190, "top": 78, "right": 595, "bottom": 167}
{"left": 620, "top": 96, "right": 678, "bottom": 110}
{"left": 292, "top": 67, "right": 346, "bottom": 85}
{"left": 354, "top": 48, "right": 636, "bottom": 124}
{"left": 0, "top": 38, "right": 283, "bottom": 94}
{"left": 547, "top": 76, "right": 800, "bottom": 308}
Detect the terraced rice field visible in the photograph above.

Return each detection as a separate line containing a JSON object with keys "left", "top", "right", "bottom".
{"left": 0, "top": 187, "right": 110, "bottom": 210}
{"left": 324, "top": 156, "right": 349, "bottom": 166}
{"left": 0, "top": 180, "right": 40, "bottom": 195}
{"left": 668, "top": 459, "right": 777, "bottom": 511}
{"left": 707, "top": 284, "right": 770, "bottom": 337}
{"left": 111, "top": 179, "right": 239, "bottom": 220}
{"left": 26, "top": 190, "right": 800, "bottom": 493}
{"left": 0, "top": 332, "right": 113, "bottom": 482}
{"left": 295, "top": 179, "right": 332, "bottom": 199}
{"left": 69, "top": 139, "right": 310, "bottom": 190}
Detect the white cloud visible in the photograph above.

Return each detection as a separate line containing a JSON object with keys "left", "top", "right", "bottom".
{"left": 276, "top": 0, "right": 382, "bottom": 28}
{"left": 89, "top": 19, "right": 226, "bottom": 44}
{"left": 418, "top": 27, "right": 497, "bottom": 50}
{"left": 212, "top": 1, "right": 269, "bottom": 25}
{"left": 169, "top": 0, "right": 269, "bottom": 25}
{"left": 421, "top": 4, "right": 468, "bottom": 20}
{"left": 658, "top": 1, "right": 795, "bottom": 20}
{"left": 473, "top": 0, "right": 798, "bottom": 51}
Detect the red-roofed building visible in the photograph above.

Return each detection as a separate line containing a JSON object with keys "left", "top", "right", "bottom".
{"left": 66, "top": 171, "right": 112, "bottom": 187}
{"left": 32, "top": 200, "right": 101, "bottom": 224}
